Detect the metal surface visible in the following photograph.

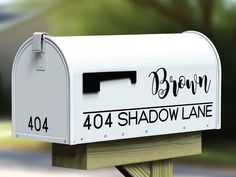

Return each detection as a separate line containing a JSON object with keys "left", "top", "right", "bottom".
{"left": 12, "top": 31, "right": 221, "bottom": 144}
{"left": 12, "top": 36, "right": 70, "bottom": 144}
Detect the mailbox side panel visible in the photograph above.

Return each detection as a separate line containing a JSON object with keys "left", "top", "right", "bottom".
{"left": 12, "top": 38, "right": 70, "bottom": 144}
{"left": 53, "top": 32, "right": 221, "bottom": 144}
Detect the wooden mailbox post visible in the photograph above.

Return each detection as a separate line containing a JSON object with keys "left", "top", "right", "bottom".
{"left": 52, "top": 132, "right": 201, "bottom": 177}
{"left": 12, "top": 31, "right": 220, "bottom": 177}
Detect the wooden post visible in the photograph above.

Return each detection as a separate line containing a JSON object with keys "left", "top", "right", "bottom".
{"left": 52, "top": 132, "right": 201, "bottom": 177}
{"left": 151, "top": 160, "right": 173, "bottom": 177}
{"left": 116, "top": 159, "right": 173, "bottom": 177}
{"left": 116, "top": 162, "right": 151, "bottom": 177}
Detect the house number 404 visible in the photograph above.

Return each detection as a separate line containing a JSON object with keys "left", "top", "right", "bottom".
{"left": 28, "top": 116, "right": 48, "bottom": 133}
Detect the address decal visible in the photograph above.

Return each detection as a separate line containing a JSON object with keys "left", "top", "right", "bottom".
{"left": 82, "top": 102, "right": 213, "bottom": 130}
{"left": 28, "top": 116, "right": 49, "bottom": 133}
{"left": 82, "top": 67, "right": 213, "bottom": 130}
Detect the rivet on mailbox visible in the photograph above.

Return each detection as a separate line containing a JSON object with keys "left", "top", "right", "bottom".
{"left": 12, "top": 31, "right": 221, "bottom": 175}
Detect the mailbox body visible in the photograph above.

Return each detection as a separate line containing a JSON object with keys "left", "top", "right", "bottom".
{"left": 12, "top": 31, "right": 221, "bottom": 145}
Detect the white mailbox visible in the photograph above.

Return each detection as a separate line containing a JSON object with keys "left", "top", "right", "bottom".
{"left": 12, "top": 31, "right": 221, "bottom": 145}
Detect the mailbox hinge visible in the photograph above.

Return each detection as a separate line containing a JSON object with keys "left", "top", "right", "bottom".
{"left": 32, "top": 32, "right": 48, "bottom": 71}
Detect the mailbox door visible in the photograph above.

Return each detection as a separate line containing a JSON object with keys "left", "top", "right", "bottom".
{"left": 12, "top": 39, "right": 70, "bottom": 144}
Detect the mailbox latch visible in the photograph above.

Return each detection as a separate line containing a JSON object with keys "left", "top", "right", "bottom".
{"left": 32, "top": 32, "right": 48, "bottom": 71}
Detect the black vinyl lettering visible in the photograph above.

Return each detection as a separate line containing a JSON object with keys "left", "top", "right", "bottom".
{"left": 28, "top": 116, "right": 48, "bottom": 133}
{"left": 206, "top": 104, "right": 213, "bottom": 117}
{"left": 94, "top": 114, "right": 103, "bottom": 129}
{"left": 149, "top": 67, "right": 211, "bottom": 99}
{"left": 118, "top": 112, "right": 128, "bottom": 126}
